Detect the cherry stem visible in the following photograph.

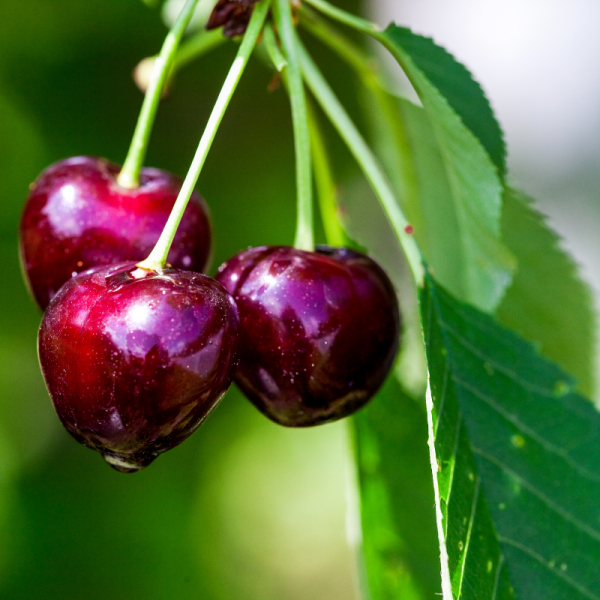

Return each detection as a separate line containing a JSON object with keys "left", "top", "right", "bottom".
{"left": 306, "top": 101, "right": 348, "bottom": 247}
{"left": 135, "top": 29, "right": 227, "bottom": 95}
{"left": 137, "top": 0, "right": 273, "bottom": 272}
{"left": 297, "top": 41, "right": 424, "bottom": 286}
{"left": 262, "top": 22, "right": 287, "bottom": 72}
{"left": 118, "top": 0, "right": 201, "bottom": 189}
{"left": 300, "top": 8, "right": 420, "bottom": 232}
{"left": 273, "top": 0, "right": 314, "bottom": 252}
{"left": 262, "top": 24, "right": 340, "bottom": 247}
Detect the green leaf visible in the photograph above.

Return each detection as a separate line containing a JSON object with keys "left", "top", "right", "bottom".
{"left": 382, "top": 25, "right": 506, "bottom": 176}
{"left": 377, "top": 26, "right": 515, "bottom": 312}
{"left": 361, "top": 89, "right": 508, "bottom": 312}
{"left": 353, "top": 376, "right": 439, "bottom": 600}
{"left": 497, "top": 188, "right": 597, "bottom": 397}
{"left": 422, "top": 273, "right": 600, "bottom": 599}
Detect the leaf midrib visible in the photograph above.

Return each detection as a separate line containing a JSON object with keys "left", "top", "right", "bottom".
{"left": 429, "top": 282, "right": 600, "bottom": 600}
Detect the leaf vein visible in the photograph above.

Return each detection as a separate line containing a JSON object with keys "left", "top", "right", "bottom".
{"left": 498, "top": 536, "right": 600, "bottom": 600}
{"left": 442, "top": 408, "right": 463, "bottom": 519}
{"left": 491, "top": 553, "right": 504, "bottom": 600}
{"left": 439, "top": 319, "right": 555, "bottom": 397}
{"left": 473, "top": 447, "right": 600, "bottom": 542}
{"left": 455, "top": 376, "right": 600, "bottom": 483}
{"left": 457, "top": 476, "right": 481, "bottom": 599}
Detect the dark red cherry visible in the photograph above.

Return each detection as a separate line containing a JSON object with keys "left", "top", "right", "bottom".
{"left": 215, "top": 245, "right": 401, "bottom": 427}
{"left": 38, "top": 262, "right": 239, "bottom": 472}
{"left": 20, "top": 156, "right": 212, "bottom": 310}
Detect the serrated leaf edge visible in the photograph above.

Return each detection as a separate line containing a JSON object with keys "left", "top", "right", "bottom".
{"left": 380, "top": 34, "right": 516, "bottom": 311}
{"left": 384, "top": 23, "right": 507, "bottom": 176}
{"left": 499, "top": 188, "right": 598, "bottom": 396}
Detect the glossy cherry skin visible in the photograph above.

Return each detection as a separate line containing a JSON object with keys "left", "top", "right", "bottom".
{"left": 216, "top": 246, "right": 401, "bottom": 427}
{"left": 38, "top": 262, "right": 239, "bottom": 472}
{"left": 20, "top": 156, "right": 212, "bottom": 310}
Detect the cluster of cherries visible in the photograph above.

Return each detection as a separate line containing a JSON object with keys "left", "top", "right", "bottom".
{"left": 20, "top": 156, "right": 401, "bottom": 472}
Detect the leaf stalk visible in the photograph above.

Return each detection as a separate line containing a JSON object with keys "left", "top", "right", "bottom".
{"left": 299, "top": 8, "right": 421, "bottom": 244}
{"left": 297, "top": 41, "right": 424, "bottom": 285}
{"left": 302, "top": 0, "right": 380, "bottom": 36}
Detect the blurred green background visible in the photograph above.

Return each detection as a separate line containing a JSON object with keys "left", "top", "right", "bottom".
{"left": 0, "top": 0, "right": 368, "bottom": 597}
{"left": 2, "top": 1, "right": 599, "bottom": 598}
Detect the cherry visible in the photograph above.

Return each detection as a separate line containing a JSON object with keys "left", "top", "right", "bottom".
{"left": 38, "top": 262, "right": 239, "bottom": 472}
{"left": 20, "top": 156, "right": 212, "bottom": 310}
{"left": 215, "top": 245, "right": 401, "bottom": 427}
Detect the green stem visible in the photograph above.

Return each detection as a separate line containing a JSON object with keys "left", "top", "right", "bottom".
{"left": 299, "top": 5, "right": 372, "bottom": 76}
{"left": 298, "top": 12, "right": 381, "bottom": 110}
{"left": 302, "top": 0, "right": 380, "bottom": 36}
{"left": 299, "top": 8, "right": 420, "bottom": 240}
{"left": 118, "top": 0, "right": 201, "bottom": 189}
{"left": 301, "top": 0, "right": 403, "bottom": 72}
{"left": 137, "top": 0, "right": 273, "bottom": 271}
{"left": 262, "top": 23, "right": 287, "bottom": 72}
{"left": 297, "top": 41, "right": 424, "bottom": 286}
{"left": 306, "top": 102, "right": 347, "bottom": 247}
{"left": 262, "top": 26, "right": 334, "bottom": 247}
{"left": 136, "top": 30, "right": 226, "bottom": 96}
{"left": 273, "top": 0, "right": 314, "bottom": 252}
